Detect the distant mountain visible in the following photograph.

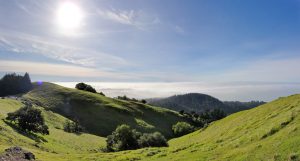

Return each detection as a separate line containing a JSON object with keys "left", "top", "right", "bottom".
{"left": 147, "top": 93, "right": 265, "bottom": 114}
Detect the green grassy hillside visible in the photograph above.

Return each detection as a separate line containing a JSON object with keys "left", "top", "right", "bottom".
{"left": 0, "top": 98, "right": 106, "bottom": 160}
{"left": 23, "top": 82, "right": 187, "bottom": 138}
{"left": 1, "top": 90, "right": 300, "bottom": 161}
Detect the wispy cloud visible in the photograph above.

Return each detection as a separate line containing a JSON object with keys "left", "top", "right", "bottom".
{"left": 174, "top": 25, "right": 185, "bottom": 35}
{"left": 0, "top": 30, "right": 129, "bottom": 67}
{"left": 97, "top": 9, "right": 137, "bottom": 25}
{"left": 96, "top": 9, "right": 160, "bottom": 30}
{"left": 0, "top": 60, "right": 99, "bottom": 77}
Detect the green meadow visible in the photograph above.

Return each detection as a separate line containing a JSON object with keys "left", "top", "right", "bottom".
{"left": 0, "top": 83, "right": 300, "bottom": 160}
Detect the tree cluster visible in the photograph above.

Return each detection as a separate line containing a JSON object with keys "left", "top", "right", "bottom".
{"left": 116, "top": 95, "right": 147, "bottom": 104}
{"left": 106, "top": 124, "right": 167, "bottom": 152}
{"left": 75, "top": 83, "right": 105, "bottom": 96}
{"left": 63, "top": 119, "right": 83, "bottom": 134}
{"left": 180, "top": 109, "right": 226, "bottom": 128}
{"left": 75, "top": 82, "right": 96, "bottom": 93}
{"left": 0, "top": 73, "right": 32, "bottom": 97}
{"left": 6, "top": 105, "right": 49, "bottom": 135}
{"left": 172, "top": 122, "right": 194, "bottom": 137}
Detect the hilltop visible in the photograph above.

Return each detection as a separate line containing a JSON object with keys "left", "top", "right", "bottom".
{"left": 147, "top": 93, "right": 265, "bottom": 114}
{"left": 22, "top": 82, "right": 188, "bottom": 138}
{"left": 0, "top": 83, "right": 299, "bottom": 160}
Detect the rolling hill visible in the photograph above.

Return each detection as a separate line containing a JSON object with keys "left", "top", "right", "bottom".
{"left": 0, "top": 98, "right": 107, "bottom": 159}
{"left": 22, "top": 82, "right": 188, "bottom": 138}
{"left": 147, "top": 93, "right": 265, "bottom": 114}
{"left": 148, "top": 93, "right": 229, "bottom": 113}
{"left": 0, "top": 85, "right": 299, "bottom": 160}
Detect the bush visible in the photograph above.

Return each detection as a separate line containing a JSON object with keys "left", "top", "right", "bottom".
{"left": 6, "top": 105, "right": 49, "bottom": 135}
{"left": 172, "top": 122, "right": 194, "bottom": 137}
{"left": 106, "top": 124, "right": 168, "bottom": 152}
{"left": 106, "top": 124, "right": 140, "bottom": 151}
{"left": 75, "top": 82, "right": 97, "bottom": 93}
{"left": 141, "top": 99, "right": 147, "bottom": 104}
{"left": 138, "top": 132, "right": 168, "bottom": 148}
{"left": 64, "top": 120, "right": 83, "bottom": 133}
{"left": 99, "top": 92, "right": 105, "bottom": 96}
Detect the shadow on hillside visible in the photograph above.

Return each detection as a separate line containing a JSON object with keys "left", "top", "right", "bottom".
{"left": 3, "top": 119, "right": 48, "bottom": 143}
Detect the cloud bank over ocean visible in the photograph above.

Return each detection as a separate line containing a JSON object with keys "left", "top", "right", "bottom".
{"left": 56, "top": 82, "right": 300, "bottom": 102}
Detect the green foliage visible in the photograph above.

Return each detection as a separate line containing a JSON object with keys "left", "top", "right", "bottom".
{"left": 106, "top": 124, "right": 140, "bottom": 151}
{"left": 63, "top": 119, "right": 83, "bottom": 134}
{"left": 141, "top": 99, "right": 147, "bottom": 104}
{"left": 75, "top": 82, "right": 96, "bottom": 93}
{"left": 0, "top": 73, "right": 32, "bottom": 97}
{"left": 6, "top": 104, "right": 49, "bottom": 135}
{"left": 106, "top": 124, "right": 168, "bottom": 151}
{"left": 172, "top": 122, "right": 194, "bottom": 137}
{"left": 138, "top": 132, "right": 168, "bottom": 148}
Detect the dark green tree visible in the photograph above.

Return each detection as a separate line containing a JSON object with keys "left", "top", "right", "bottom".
{"left": 137, "top": 132, "right": 168, "bottom": 148}
{"left": 75, "top": 82, "right": 97, "bottom": 93}
{"left": 141, "top": 99, "right": 147, "bottom": 104}
{"left": 106, "top": 124, "right": 140, "bottom": 151}
{"left": 6, "top": 105, "right": 49, "bottom": 135}
{"left": 0, "top": 73, "right": 32, "bottom": 97}
{"left": 63, "top": 119, "right": 83, "bottom": 133}
{"left": 172, "top": 122, "right": 194, "bottom": 137}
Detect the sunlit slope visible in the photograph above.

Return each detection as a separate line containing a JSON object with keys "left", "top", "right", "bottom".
{"left": 1, "top": 92, "right": 300, "bottom": 161}
{"left": 23, "top": 82, "right": 187, "bottom": 138}
{"left": 165, "top": 94, "right": 300, "bottom": 161}
{"left": 0, "top": 98, "right": 106, "bottom": 158}
{"left": 88, "top": 94, "right": 300, "bottom": 161}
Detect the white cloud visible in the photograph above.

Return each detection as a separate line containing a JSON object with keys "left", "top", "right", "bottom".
{"left": 96, "top": 9, "right": 160, "bottom": 30}
{"left": 174, "top": 25, "right": 185, "bottom": 35}
{"left": 97, "top": 9, "right": 137, "bottom": 25}
{"left": 218, "top": 57, "right": 300, "bottom": 82}
{"left": 56, "top": 81, "right": 300, "bottom": 102}
{"left": 0, "top": 60, "right": 107, "bottom": 77}
{"left": 0, "top": 31, "right": 129, "bottom": 67}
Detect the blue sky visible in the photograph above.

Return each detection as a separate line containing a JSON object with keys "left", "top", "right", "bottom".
{"left": 0, "top": 0, "right": 300, "bottom": 100}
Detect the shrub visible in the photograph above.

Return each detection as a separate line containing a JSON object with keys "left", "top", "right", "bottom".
{"left": 138, "top": 132, "right": 168, "bottom": 148}
{"left": 106, "top": 124, "right": 140, "bottom": 151}
{"left": 6, "top": 105, "right": 49, "bottom": 135}
{"left": 106, "top": 124, "right": 168, "bottom": 151}
{"left": 64, "top": 120, "right": 83, "bottom": 133}
{"left": 99, "top": 92, "right": 105, "bottom": 96}
{"left": 75, "top": 82, "right": 97, "bottom": 93}
{"left": 172, "top": 122, "right": 194, "bottom": 137}
{"left": 179, "top": 110, "right": 185, "bottom": 115}
{"left": 141, "top": 99, "right": 147, "bottom": 104}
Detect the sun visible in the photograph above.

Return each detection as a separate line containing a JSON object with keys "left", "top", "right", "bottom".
{"left": 56, "top": 2, "right": 83, "bottom": 31}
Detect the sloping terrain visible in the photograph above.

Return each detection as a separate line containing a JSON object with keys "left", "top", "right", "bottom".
{"left": 0, "top": 98, "right": 106, "bottom": 160}
{"left": 23, "top": 82, "right": 188, "bottom": 138}
{"left": 1, "top": 89, "right": 300, "bottom": 161}
{"left": 85, "top": 94, "right": 300, "bottom": 161}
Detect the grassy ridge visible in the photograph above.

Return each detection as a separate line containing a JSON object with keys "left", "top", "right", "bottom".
{"left": 1, "top": 87, "right": 300, "bottom": 160}
{"left": 23, "top": 82, "right": 187, "bottom": 138}
{"left": 0, "top": 98, "right": 106, "bottom": 159}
